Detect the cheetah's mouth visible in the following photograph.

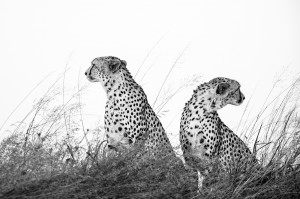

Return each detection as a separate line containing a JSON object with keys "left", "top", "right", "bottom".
{"left": 86, "top": 75, "right": 98, "bottom": 82}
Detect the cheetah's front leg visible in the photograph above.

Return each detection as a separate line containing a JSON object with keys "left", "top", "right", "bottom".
{"left": 189, "top": 144, "right": 213, "bottom": 191}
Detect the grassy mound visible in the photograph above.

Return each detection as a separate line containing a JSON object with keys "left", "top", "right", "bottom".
{"left": 1, "top": 148, "right": 300, "bottom": 199}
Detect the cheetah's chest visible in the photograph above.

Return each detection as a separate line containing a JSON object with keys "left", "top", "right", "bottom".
{"left": 105, "top": 95, "right": 132, "bottom": 131}
{"left": 181, "top": 113, "right": 221, "bottom": 158}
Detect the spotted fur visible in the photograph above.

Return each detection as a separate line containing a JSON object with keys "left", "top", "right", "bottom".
{"left": 85, "top": 56, "right": 174, "bottom": 157}
{"left": 180, "top": 77, "right": 257, "bottom": 188}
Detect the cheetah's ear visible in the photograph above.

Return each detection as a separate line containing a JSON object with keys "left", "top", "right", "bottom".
{"left": 216, "top": 83, "right": 230, "bottom": 95}
{"left": 108, "top": 59, "right": 121, "bottom": 73}
{"left": 121, "top": 60, "right": 127, "bottom": 66}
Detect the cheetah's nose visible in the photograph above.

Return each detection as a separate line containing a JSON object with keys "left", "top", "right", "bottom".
{"left": 85, "top": 72, "right": 87, "bottom": 76}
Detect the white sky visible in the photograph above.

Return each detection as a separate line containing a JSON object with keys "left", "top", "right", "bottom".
{"left": 1, "top": 0, "right": 300, "bottom": 146}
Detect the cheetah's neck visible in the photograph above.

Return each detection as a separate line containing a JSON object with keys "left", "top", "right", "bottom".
{"left": 106, "top": 67, "right": 141, "bottom": 99}
{"left": 186, "top": 83, "right": 215, "bottom": 116}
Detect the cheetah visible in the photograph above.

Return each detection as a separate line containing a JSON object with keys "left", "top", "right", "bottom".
{"left": 180, "top": 77, "right": 257, "bottom": 189}
{"left": 85, "top": 56, "right": 175, "bottom": 157}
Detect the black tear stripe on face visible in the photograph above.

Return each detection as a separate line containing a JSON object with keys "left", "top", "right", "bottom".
{"left": 88, "top": 64, "right": 95, "bottom": 76}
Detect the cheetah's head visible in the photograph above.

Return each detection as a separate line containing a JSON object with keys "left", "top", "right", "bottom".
{"left": 207, "top": 77, "right": 245, "bottom": 112}
{"left": 85, "top": 56, "right": 127, "bottom": 89}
